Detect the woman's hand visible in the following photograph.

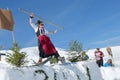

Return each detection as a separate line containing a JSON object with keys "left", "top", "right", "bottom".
{"left": 30, "top": 14, "right": 34, "bottom": 18}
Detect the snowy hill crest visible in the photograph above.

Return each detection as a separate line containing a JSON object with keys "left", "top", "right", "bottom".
{"left": 0, "top": 46, "right": 120, "bottom": 80}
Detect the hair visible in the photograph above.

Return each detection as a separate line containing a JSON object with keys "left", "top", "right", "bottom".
{"left": 36, "top": 20, "right": 43, "bottom": 25}
{"left": 96, "top": 48, "right": 100, "bottom": 50}
{"left": 108, "top": 59, "right": 112, "bottom": 64}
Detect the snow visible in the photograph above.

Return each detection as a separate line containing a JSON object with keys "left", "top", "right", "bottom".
{"left": 0, "top": 46, "right": 120, "bottom": 80}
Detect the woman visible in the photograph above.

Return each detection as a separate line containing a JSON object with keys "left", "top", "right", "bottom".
{"left": 94, "top": 48, "right": 104, "bottom": 67}
{"left": 29, "top": 14, "right": 64, "bottom": 64}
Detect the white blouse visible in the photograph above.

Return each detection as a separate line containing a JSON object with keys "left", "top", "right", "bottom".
{"left": 30, "top": 23, "right": 49, "bottom": 34}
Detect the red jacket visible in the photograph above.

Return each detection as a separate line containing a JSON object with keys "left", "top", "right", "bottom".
{"left": 95, "top": 51, "right": 104, "bottom": 60}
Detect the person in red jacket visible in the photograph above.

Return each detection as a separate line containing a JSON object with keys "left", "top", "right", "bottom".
{"left": 94, "top": 48, "right": 104, "bottom": 67}
{"left": 29, "top": 14, "right": 64, "bottom": 64}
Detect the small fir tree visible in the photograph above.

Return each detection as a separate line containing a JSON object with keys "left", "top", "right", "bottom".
{"left": 69, "top": 40, "right": 82, "bottom": 53}
{"left": 50, "top": 56, "right": 58, "bottom": 64}
{"left": 68, "top": 40, "right": 83, "bottom": 62}
{"left": 6, "top": 42, "right": 27, "bottom": 67}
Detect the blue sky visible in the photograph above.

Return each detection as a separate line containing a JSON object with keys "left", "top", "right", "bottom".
{"left": 0, "top": 0, "right": 120, "bottom": 50}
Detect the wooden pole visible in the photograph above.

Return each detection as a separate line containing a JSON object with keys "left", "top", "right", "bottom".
{"left": 19, "top": 8, "right": 64, "bottom": 30}
{"left": 0, "top": 46, "right": 3, "bottom": 50}
{"left": 12, "top": 31, "right": 16, "bottom": 43}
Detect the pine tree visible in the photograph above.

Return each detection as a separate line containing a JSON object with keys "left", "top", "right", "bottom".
{"left": 6, "top": 42, "right": 28, "bottom": 67}
{"left": 69, "top": 40, "right": 82, "bottom": 53}
{"left": 50, "top": 56, "right": 58, "bottom": 64}
{"left": 68, "top": 40, "right": 83, "bottom": 62}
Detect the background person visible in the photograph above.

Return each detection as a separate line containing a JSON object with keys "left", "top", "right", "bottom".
{"left": 104, "top": 59, "right": 113, "bottom": 67}
{"left": 94, "top": 48, "right": 104, "bottom": 67}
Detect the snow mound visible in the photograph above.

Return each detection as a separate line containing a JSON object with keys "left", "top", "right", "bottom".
{"left": 0, "top": 46, "right": 120, "bottom": 80}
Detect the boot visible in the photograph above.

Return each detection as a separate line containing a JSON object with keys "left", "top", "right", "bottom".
{"left": 58, "top": 57, "right": 65, "bottom": 64}
{"left": 37, "top": 58, "right": 42, "bottom": 64}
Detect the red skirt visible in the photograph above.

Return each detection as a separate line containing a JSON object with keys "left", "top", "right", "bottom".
{"left": 38, "top": 35, "right": 56, "bottom": 55}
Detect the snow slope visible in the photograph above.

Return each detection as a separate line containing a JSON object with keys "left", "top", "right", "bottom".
{"left": 86, "top": 46, "right": 120, "bottom": 80}
{"left": 0, "top": 46, "right": 120, "bottom": 80}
